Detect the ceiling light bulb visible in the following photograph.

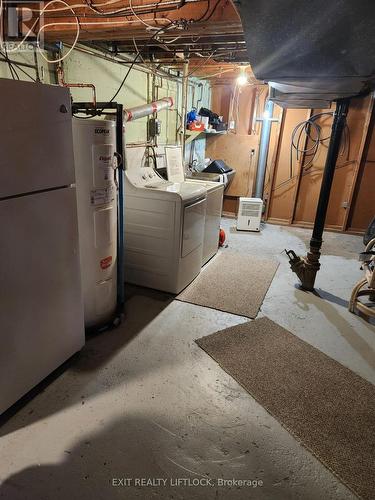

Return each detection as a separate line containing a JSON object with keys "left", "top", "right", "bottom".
{"left": 237, "top": 75, "right": 248, "bottom": 86}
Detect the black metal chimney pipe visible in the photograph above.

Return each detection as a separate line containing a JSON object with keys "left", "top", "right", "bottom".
{"left": 286, "top": 98, "right": 350, "bottom": 290}
{"left": 310, "top": 99, "right": 350, "bottom": 249}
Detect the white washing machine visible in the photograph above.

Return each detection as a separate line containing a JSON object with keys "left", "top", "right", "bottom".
{"left": 163, "top": 146, "right": 224, "bottom": 266}
{"left": 124, "top": 148, "right": 207, "bottom": 294}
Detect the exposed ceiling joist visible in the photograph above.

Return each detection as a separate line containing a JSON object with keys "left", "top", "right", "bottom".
{"left": 27, "top": 0, "right": 251, "bottom": 79}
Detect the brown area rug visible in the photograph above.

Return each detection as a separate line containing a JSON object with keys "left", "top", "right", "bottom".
{"left": 177, "top": 252, "right": 279, "bottom": 318}
{"left": 196, "top": 317, "right": 375, "bottom": 500}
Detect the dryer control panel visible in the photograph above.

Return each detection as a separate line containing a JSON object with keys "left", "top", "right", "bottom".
{"left": 126, "top": 166, "right": 172, "bottom": 189}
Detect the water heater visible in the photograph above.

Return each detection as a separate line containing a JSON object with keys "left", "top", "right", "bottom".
{"left": 72, "top": 118, "right": 117, "bottom": 328}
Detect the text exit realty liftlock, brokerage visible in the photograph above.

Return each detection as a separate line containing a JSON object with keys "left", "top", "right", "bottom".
{"left": 112, "top": 477, "right": 264, "bottom": 488}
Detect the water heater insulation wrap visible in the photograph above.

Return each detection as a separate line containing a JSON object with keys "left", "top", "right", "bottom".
{"left": 72, "top": 118, "right": 118, "bottom": 328}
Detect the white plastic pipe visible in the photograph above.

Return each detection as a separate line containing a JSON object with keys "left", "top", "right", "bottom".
{"left": 124, "top": 97, "right": 174, "bottom": 122}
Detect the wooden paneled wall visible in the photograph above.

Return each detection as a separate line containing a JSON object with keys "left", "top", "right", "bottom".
{"left": 210, "top": 85, "right": 232, "bottom": 123}
{"left": 206, "top": 134, "right": 259, "bottom": 197}
{"left": 347, "top": 106, "right": 375, "bottom": 232}
{"left": 207, "top": 83, "right": 267, "bottom": 214}
{"left": 265, "top": 95, "right": 375, "bottom": 234}
{"left": 207, "top": 82, "right": 374, "bottom": 232}
{"left": 264, "top": 108, "right": 309, "bottom": 223}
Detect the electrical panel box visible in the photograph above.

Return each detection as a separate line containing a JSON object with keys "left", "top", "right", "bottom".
{"left": 148, "top": 118, "right": 162, "bottom": 137}
{"left": 237, "top": 197, "right": 263, "bottom": 232}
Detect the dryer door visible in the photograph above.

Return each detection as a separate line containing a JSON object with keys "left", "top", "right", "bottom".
{"left": 182, "top": 198, "right": 206, "bottom": 258}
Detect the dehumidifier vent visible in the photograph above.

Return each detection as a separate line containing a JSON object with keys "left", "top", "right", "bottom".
{"left": 241, "top": 201, "right": 261, "bottom": 218}
{"left": 237, "top": 197, "right": 263, "bottom": 232}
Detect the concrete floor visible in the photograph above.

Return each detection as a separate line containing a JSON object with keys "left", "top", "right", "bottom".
{"left": 1, "top": 220, "right": 374, "bottom": 500}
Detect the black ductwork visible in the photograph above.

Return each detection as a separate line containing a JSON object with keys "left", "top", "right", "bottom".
{"left": 236, "top": 0, "right": 375, "bottom": 107}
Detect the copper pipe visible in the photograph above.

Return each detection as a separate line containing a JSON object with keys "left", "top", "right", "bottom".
{"left": 57, "top": 66, "right": 97, "bottom": 108}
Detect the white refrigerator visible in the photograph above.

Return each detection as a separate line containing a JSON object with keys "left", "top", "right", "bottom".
{"left": 0, "top": 79, "right": 85, "bottom": 414}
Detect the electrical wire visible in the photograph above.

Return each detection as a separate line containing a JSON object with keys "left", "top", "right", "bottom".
{"left": 148, "top": 144, "right": 158, "bottom": 169}
{"left": 102, "top": 20, "right": 176, "bottom": 109}
{"left": 0, "top": 0, "right": 222, "bottom": 104}
{"left": 107, "top": 52, "right": 141, "bottom": 104}
{"left": 0, "top": 0, "right": 216, "bottom": 68}
{"left": 129, "top": 0, "right": 163, "bottom": 29}
{"left": 84, "top": 0, "right": 171, "bottom": 24}
{"left": 0, "top": 45, "right": 39, "bottom": 81}
{"left": 201, "top": 67, "right": 237, "bottom": 79}
{"left": 45, "top": 18, "right": 167, "bottom": 26}
{"left": 265, "top": 109, "right": 350, "bottom": 194}
{"left": 4, "top": 0, "right": 80, "bottom": 64}
{"left": 163, "top": 35, "right": 182, "bottom": 44}
{"left": 8, "top": 60, "right": 19, "bottom": 80}
{"left": 3, "top": 46, "right": 19, "bottom": 79}
{"left": 6, "top": 1, "right": 168, "bottom": 64}
{"left": 190, "top": 0, "right": 222, "bottom": 23}
{"left": 185, "top": 50, "right": 216, "bottom": 77}
{"left": 290, "top": 112, "right": 334, "bottom": 178}
{"left": 76, "top": 38, "right": 185, "bottom": 82}
{"left": 16, "top": 61, "right": 34, "bottom": 81}
{"left": 132, "top": 36, "right": 146, "bottom": 63}
{"left": 2, "top": 0, "right": 171, "bottom": 64}
{"left": 83, "top": 0, "right": 127, "bottom": 16}
{"left": 0, "top": 50, "right": 37, "bottom": 81}
{"left": 193, "top": 0, "right": 209, "bottom": 22}
{"left": 202, "top": 0, "right": 221, "bottom": 22}
{"left": 132, "top": 37, "right": 164, "bottom": 76}
{"left": 28, "top": 0, "right": 179, "bottom": 15}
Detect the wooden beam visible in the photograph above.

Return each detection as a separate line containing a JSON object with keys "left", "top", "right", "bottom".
{"left": 43, "top": 0, "right": 242, "bottom": 41}
{"left": 46, "top": 21, "right": 243, "bottom": 42}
